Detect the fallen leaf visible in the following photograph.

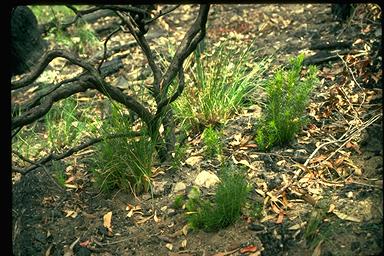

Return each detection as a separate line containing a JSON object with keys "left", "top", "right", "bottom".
{"left": 180, "top": 239, "right": 187, "bottom": 248}
{"left": 345, "top": 141, "right": 362, "bottom": 154}
{"left": 353, "top": 38, "right": 363, "bottom": 45}
{"left": 127, "top": 209, "right": 134, "bottom": 218}
{"left": 234, "top": 133, "right": 242, "bottom": 142}
{"left": 334, "top": 156, "right": 346, "bottom": 167}
{"left": 103, "top": 211, "right": 113, "bottom": 232}
{"left": 64, "top": 210, "right": 77, "bottom": 218}
{"left": 229, "top": 134, "right": 241, "bottom": 146}
{"left": 65, "top": 176, "right": 76, "bottom": 183}
{"left": 255, "top": 189, "right": 265, "bottom": 197}
{"left": 271, "top": 204, "right": 280, "bottom": 214}
{"left": 64, "top": 184, "right": 78, "bottom": 189}
{"left": 240, "top": 135, "right": 252, "bottom": 146}
{"left": 136, "top": 214, "right": 154, "bottom": 224}
{"left": 312, "top": 240, "right": 323, "bottom": 256}
{"left": 244, "top": 143, "right": 257, "bottom": 148}
{"left": 276, "top": 211, "right": 285, "bottom": 224}
{"left": 288, "top": 222, "right": 306, "bottom": 230}
{"left": 45, "top": 244, "right": 53, "bottom": 256}
{"left": 328, "top": 204, "right": 336, "bottom": 213}
{"left": 154, "top": 211, "right": 160, "bottom": 223}
{"left": 322, "top": 160, "right": 333, "bottom": 169}
{"left": 240, "top": 245, "right": 257, "bottom": 253}
{"left": 213, "top": 248, "right": 239, "bottom": 256}
{"left": 333, "top": 210, "right": 361, "bottom": 222}
{"left": 126, "top": 204, "right": 142, "bottom": 218}
{"left": 232, "top": 155, "right": 257, "bottom": 170}
{"left": 344, "top": 159, "right": 362, "bottom": 176}
{"left": 165, "top": 243, "right": 173, "bottom": 251}
{"left": 310, "top": 155, "right": 326, "bottom": 164}
{"left": 65, "top": 166, "right": 74, "bottom": 173}
{"left": 79, "top": 240, "right": 91, "bottom": 247}
{"left": 182, "top": 224, "right": 189, "bottom": 236}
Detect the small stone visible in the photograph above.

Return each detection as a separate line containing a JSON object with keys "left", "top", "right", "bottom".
{"left": 152, "top": 181, "right": 167, "bottom": 196}
{"left": 185, "top": 156, "right": 203, "bottom": 167}
{"left": 346, "top": 191, "right": 354, "bottom": 198}
{"left": 173, "top": 182, "right": 186, "bottom": 193}
{"left": 194, "top": 171, "right": 220, "bottom": 188}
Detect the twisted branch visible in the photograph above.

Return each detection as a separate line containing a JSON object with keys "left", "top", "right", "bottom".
{"left": 12, "top": 131, "right": 142, "bottom": 175}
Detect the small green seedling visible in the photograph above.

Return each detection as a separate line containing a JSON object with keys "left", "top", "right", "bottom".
{"left": 201, "top": 126, "right": 222, "bottom": 157}
{"left": 172, "top": 195, "right": 185, "bottom": 210}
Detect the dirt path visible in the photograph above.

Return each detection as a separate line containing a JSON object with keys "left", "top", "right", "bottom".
{"left": 12, "top": 4, "right": 382, "bottom": 256}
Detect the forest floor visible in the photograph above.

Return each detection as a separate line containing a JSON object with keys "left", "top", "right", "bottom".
{"left": 12, "top": 4, "right": 382, "bottom": 256}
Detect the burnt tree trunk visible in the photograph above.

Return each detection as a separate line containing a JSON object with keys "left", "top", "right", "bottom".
{"left": 11, "top": 6, "right": 47, "bottom": 75}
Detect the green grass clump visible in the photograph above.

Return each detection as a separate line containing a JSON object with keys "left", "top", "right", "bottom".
{"left": 92, "top": 102, "right": 155, "bottom": 194}
{"left": 45, "top": 96, "right": 101, "bottom": 151}
{"left": 45, "top": 97, "right": 81, "bottom": 151}
{"left": 173, "top": 41, "right": 269, "bottom": 132}
{"left": 255, "top": 53, "right": 318, "bottom": 151}
{"left": 186, "top": 166, "right": 250, "bottom": 232}
{"left": 201, "top": 126, "right": 222, "bottom": 158}
{"left": 49, "top": 161, "right": 65, "bottom": 187}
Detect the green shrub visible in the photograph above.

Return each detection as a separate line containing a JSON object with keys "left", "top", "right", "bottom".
{"left": 173, "top": 41, "right": 269, "bottom": 132}
{"left": 255, "top": 53, "right": 318, "bottom": 151}
{"left": 186, "top": 166, "right": 250, "bottom": 232}
{"left": 201, "top": 126, "right": 222, "bottom": 158}
{"left": 92, "top": 102, "right": 155, "bottom": 194}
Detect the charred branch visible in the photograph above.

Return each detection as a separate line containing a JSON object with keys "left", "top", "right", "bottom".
{"left": 160, "top": 4, "right": 209, "bottom": 97}
{"left": 12, "top": 79, "right": 94, "bottom": 130}
{"left": 12, "top": 49, "right": 99, "bottom": 90}
{"left": 116, "top": 11, "right": 162, "bottom": 97}
{"left": 93, "top": 79, "right": 154, "bottom": 125}
{"left": 12, "top": 131, "right": 142, "bottom": 175}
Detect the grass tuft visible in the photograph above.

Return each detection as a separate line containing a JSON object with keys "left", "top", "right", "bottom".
{"left": 173, "top": 41, "right": 269, "bottom": 133}
{"left": 186, "top": 165, "right": 250, "bottom": 232}
{"left": 92, "top": 101, "right": 155, "bottom": 194}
